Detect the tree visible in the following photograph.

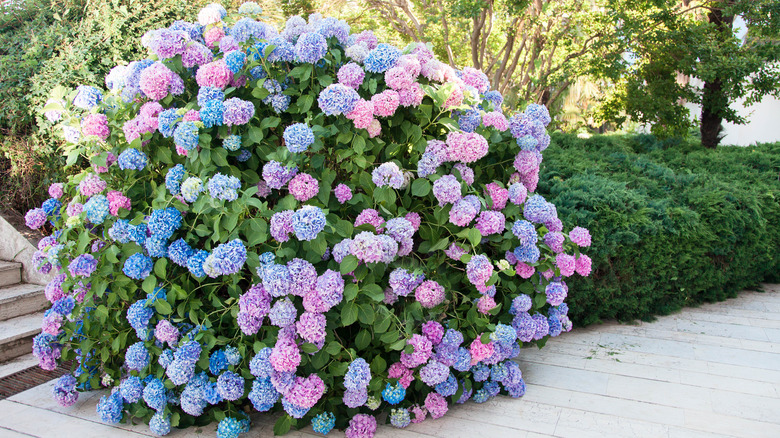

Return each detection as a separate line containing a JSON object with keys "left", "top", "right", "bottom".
{"left": 360, "top": 0, "right": 620, "bottom": 110}
{"left": 596, "top": 0, "right": 780, "bottom": 148}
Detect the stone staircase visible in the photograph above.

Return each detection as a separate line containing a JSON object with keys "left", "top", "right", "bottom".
{"left": 0, "top": 260, "right": 47, "bottom": 372}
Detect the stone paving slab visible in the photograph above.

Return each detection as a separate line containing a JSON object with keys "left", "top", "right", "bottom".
{"left": 0, "top": 284, "right": 777, "bottom": 437}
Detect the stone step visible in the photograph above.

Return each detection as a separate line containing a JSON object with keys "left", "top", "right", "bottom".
{"left": 0, "top": 353, "right": 38, "bottom": 380}
{"left": 0, "top": 261, "right": 22, "bottom": 288}
{"left": 0, "top": 312, "right": 42, "bottom": 363}
{"left": 0, "top": 283, "right": 48, "bottom": 322}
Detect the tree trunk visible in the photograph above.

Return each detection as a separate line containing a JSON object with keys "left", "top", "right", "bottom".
{"left": 700, "top": 6, "right": 734, "bottom": 149}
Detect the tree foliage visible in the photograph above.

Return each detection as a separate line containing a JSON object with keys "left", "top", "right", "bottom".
{"left": 595, "top": 0, "right": 780, "bottom": 147}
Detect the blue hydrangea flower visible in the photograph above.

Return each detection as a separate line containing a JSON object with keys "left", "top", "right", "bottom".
{"left": 210, "top": 349, "right": 228, "bottom": 375}
{"left": 73, "top": 85, "right": 103, "bottom": 110}
{"left": 270, "top": 93, "right": 292, "bottom": 113}
{"left": 291, "top": 205, "right": 326, "bottom": 241}
{"left": 208, "top": 173, "right": 241, "bottom": 201}
{"left": 490, "top": 323, "right": 517, "bottom": 347}
{"left": 149, "top": 412, "right": 171, "bottom": 436}
{"left": 123, "top": 253, "right": 153, "bottom": 280}
{"left": 175, "top": 341, "right": 202, "bottom": 363}
{"left": 217, "top": 371, "right": 244, "bottom": 401}
{"left": 517, "top": 135, "right": 538, "bottom": 151}
{"left": 381, "top": 382, "right": 405, "bottom": 405}
{"left": 484, "top": 90, "right": 503, "bottom": 110}
{"left": 249, "top": 65, "right": 267, "bottom": 79}
{"left": 317, "top": 84, "right": 360, "bottom": 116}
{"left": 96, "top": 391, "right": 123, "bottom": 424}
{"left": 435, "top": 373, "right": 458, "bottom": 397}
{"left": 200, "top": 100, "right": 224, "bottom": 128}
{"left": 389, "top": 408, "right": 411, "bottom": 428}
{"left": 511, "top": 220, "right": 538, "bottom": 246}
{"left": 117, "top": 148, "right": 148, "bottom": 171}
{"left": 120, "top": 376, "right": 144, "bottom": 403}
{"left": 283, "top": 123, "right": 315, "bottom": 153}
{"left": 174, "top": 121, "right": 199, "bottom": 151}
{"left": 148, "top": 207, "right": 182, "bottom": 239}
{"left": 52, "top": 296, "right": 75, "bottom": 315}
{"left": 168, "top": 238, "right": 193, "bottom": 267}
{"left": 458, "top": 108, "right": 482, "bottom": 132}
{"left": 42, "top": 198, "right": 62, "bottom": 216}
{"left": 198, "top": 86, "right": 225, "bottom": 107}
{"left": 223, "top": 134, "right": 242, "bottom": 151}
{"left": 127, "top": 300, "right": 153, "bottom": 334}
{"left": 363, "top": 43, "right": 401, "bottom": 73}
{"left": 203, "top": 239, "right": 247, "bottom": 277}
{"left": 311, "top": 412, "right": 335, "bottom": 435}
{"left": 224, "top": 50, "right": 246, "bottom": 74}
{"left": 125, "top": 342, "right": 150, "bottom": 371}
{"left": 145, "top": 235, "right": 168, "bottom": 258}
{"left": 165, "top": 164, "right": 186, "bottom": 195}
{"left": 513, "top": 242, "right": 540, "bottom": 264}
{"left": 84, "top": 195, "right": 110, "bottom": 223}
{"left": 248, "top": 378, "right": 279, "bottom": 412}
{"left": 237, "top": 149, "right": 251, "bottom": 162}
{"left": 143, "top": 378, "right": 166, "bottom": 411}
{"left": 294, "top": 32, "right": 328, "bottom": 63}
{"left": 344, "top": 357, "right": 371, "bottom": 390}
{"left": 158, "top": 108, "right": 181, "bottom": 138}
{"left": 186, "top": 249, "right": 209, "bottom": 277}
{"left": 224, "top": 346, "right": 241, "bottom": 365}
{"left": 216, "top": 417, "right": 243, "bottom": 438}
{"left": 131, "top": 223, "right": 148, "bottom": 245}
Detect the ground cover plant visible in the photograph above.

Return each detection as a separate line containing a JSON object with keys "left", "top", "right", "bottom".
{"left": 25, "top": 3, "right": 591, "bottom": 437}
{"left": 539, "top": 133, "right": 780, "bottom": 326}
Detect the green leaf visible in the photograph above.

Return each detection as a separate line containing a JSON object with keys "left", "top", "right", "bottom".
{"left": 411, "top": 178, "right": 431, "bottom": 197}
{"left": 358, "top": 303, "right": 375, "bottom": 324}
{"left": 300, "top": 343, "right": 319, "bottom": 354}
{"left": 362, "top": 284, "right": 385, "bottom": 302}
{"left": 533, "top": 292, "right": 547, "bottom": 309}
{"left": 273, "top": 415, "right": 292, "bottom": 436}
{"left": 340, "top": 255, "right": 359, "bottom": 274}
{"left": 468, "top": 228, "right": 482, "bottom": 246}
{"left": 154, "top": 258, "right": 168, "bottom": 279}
{"left": 355, "top": 329, "right": 371, "bottom": 350}
{"left": 341, "top": 301, "right": 358, "bottom": 326}
{"left": 343, "top": 284, "right": 359, "bottom": 302}
{"left": 388, "top": 338, "right": 406, "bottom": 351}
{"left": 142, "top": 275, "right": 157, "bottom": 294}
{"left": 155, "top": 299, "right": 172, "bottom": 315}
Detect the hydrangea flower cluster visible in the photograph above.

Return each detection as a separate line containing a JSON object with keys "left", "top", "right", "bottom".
{"left": 30, "top": 4, "right": 590, "bottom": 438}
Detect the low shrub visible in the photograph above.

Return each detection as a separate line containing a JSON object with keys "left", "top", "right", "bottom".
{"left": 541, "top": 133, "right": 780, "bottom": 325}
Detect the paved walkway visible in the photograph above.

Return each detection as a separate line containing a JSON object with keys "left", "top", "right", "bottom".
{"left": 1, "top": 284, "right": 778, "bottom": 438}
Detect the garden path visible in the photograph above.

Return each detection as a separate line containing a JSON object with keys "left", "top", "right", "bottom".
{"left": 0, "top": 284, "right": 778, "bottom": 438}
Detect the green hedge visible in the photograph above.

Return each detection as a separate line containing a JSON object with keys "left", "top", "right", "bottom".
{"left": 539, "top": 133, "right": 780, "bottom": 325}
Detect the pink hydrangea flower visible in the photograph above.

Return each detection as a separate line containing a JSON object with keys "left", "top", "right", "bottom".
{"left": 196, "top": 60, "right": 233, "bottom": 89}
{"left": 371, "top": 90, "right": 400, "bottom": 117}
{"left": 183, "top": 110, "right": 201, "bottom": 122}
{"left": 477, "top": 295, "right": 496, "bottom": 314}
{"left": 385, "top": 66, "right": 413, "bottom": 90}
{"left": 469, "top": 337, "right": 494, "bottom": 364}
{"left": 515, "top": 262, "right": 535, "bottom": 279}
{"left": 367, "top": 119, "right": 382, "bottom": 138}
{"left": 78, "top": 173, "right": 106, "bottom": 197}
{"left": 404, "top": 212, "right": 421, "bottom": 231}
{"left": 575, "top": 254, "right": 592, "bottom": 276}
{"left": 570, "top": 226, "right": 592, "bottom": 247}
{"left": 444, "top": 84, "right": 464, "bottom": 108}
{"left": 204, "top": 26, "right": 225, "bottom": 47}
{"left": 139, "top": 62, "right": 183, "bottom": 101}
{"left": 334, "top": 184, "right": 352, "bottom": 204}
{"left": 48, "top": 183, "right": 64, "bottom": 199}
{"left": 485, "top": 182, "right": 509, "bottom": 210}
{"left": 446, "top": 131, "right": 489, "bottom": 163}
{"left": 398, "top": 83, "right": 424, "bottom": 107}
{"left": 556, "top": 253, "right": 576, "bottom": 277}
{"left": 81, "top": 114, "right": 110, "bottom": 141}
{"left": 424, "top": 392, "right": 449, "bottom": 419}
{"left": 107, "top": 190, "right": 131, "bottom": 216}
{"left": 414, "top": 280, "right": 445, "bottom": 308}
{"left": 345, "top": 414, "right": 376, "bottom": 438}
{"left": 346, "top": 99, "right": 374, "bottom": 129}
{"left": 482, "top": 111, "right": 508, "bottom": 130}
{"left": 475, "top": 211, "right": 505, "bottom": 236}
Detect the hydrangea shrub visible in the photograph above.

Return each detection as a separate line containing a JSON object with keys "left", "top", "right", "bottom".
{"left": 32, "top": 3, "right": 591, "bottom": 437}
